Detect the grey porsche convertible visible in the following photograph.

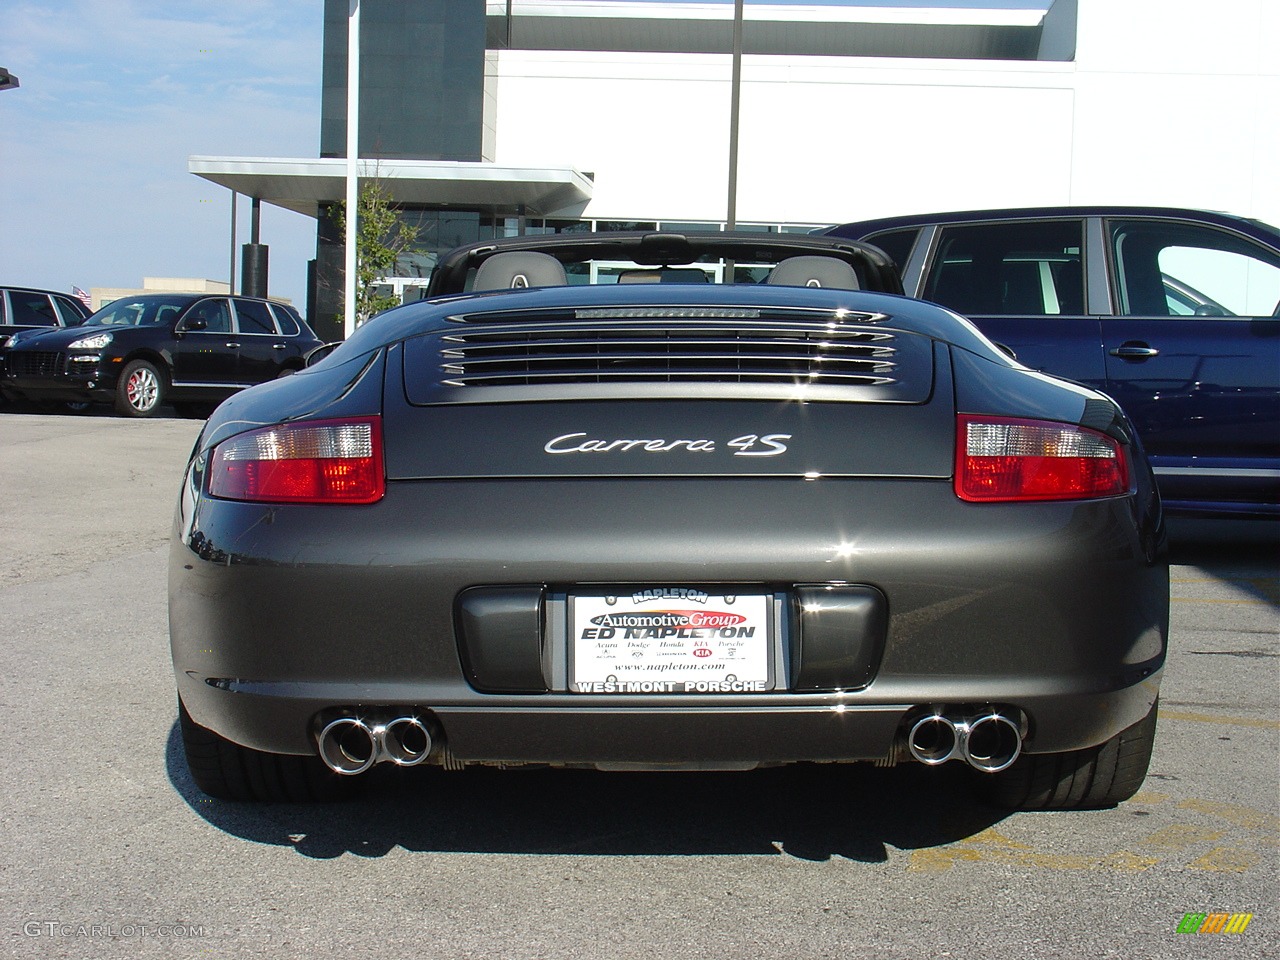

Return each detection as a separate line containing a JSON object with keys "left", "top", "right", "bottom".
{"left": 169, "top": 232, "right": 1168, "bottom": 809}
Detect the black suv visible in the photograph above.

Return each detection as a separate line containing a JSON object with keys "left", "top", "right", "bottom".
{"left": 2, "top": 294, "right": 323, "bottom": 417}
{"left": 0, "top": 286, "right": 92, "bottom": 349}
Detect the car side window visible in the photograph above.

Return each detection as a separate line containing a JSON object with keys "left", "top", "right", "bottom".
{"left": 233, "top": 299, "right": 277, "bottom": 335}
{"left": 924, "top": 221, "right": 1085, "bottom": 316}
{"left": 185, "top": 299, "right": 232, "bottom": 333}
{"left": 863, "top": 229, "right": 920, "bottom": 274}
{"left": 1109, "top": 220, "right": 1280, "bottom": 318}
{"left": 52, "top": 296, "right": 85, "bottom": 325}
{"left": 269, "top": 304, "right": 301, "bottom": 336}
{"left": 8, "top": 293, "right": 59, "bottom": 326}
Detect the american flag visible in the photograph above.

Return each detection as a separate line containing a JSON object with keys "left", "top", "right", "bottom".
{"left": 72, "top": 286, "right": 93, "bottom": 311}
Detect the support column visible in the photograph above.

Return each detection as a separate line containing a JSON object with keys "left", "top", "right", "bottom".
{"left": 241, "top": 196, "right": 269, "bottom": 298}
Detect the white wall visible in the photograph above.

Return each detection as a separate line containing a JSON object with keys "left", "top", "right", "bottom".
{"left": 492, "top": 52, "right": 733, "bottom": 220}
{"left": 734, "top": 59, "right": 1077, "bottom": 223}
{"left": 1069, "top": 0, "right": 1279, "bottom": 222}
{"left": 491, "top": 0, "right": 1279, "bottom": 227}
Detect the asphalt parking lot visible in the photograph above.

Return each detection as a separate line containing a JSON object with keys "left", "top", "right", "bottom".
{"left": 0, "top": 410, "right": 1275, "bottom": 960}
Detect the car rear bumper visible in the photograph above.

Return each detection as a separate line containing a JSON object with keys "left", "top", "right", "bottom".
{"left": 170, "top": 476, "right": 1168, "bottom": 765}
{"left": 173, "top": 673, "right": 1163, "bottom": 768}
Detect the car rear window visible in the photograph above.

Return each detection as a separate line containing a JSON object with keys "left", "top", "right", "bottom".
{"left": 270, "top": 304, "right": 301, "bottom": 336}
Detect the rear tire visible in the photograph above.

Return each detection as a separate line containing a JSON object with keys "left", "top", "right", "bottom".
{"left": 978, "top": 700, "right": 1159, "bottom": 810}
{"left": 114, "top": 359, "right": 164, "bottom": 417}
{"left": 178, "top": 698, "right": 354, "bottom": 802}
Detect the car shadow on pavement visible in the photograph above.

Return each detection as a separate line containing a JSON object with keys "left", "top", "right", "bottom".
{"left": 0, "top": 398, "right": 179, "bottom": 418}
{"left": 1166, "top": 519, "right": 1279, "bottom": 610}
{"left": 165, "top": 721, "right": 1006, "bottom": 862}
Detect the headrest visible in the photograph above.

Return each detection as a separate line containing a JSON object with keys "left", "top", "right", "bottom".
{"left": 472, "top": 252, "right": 567, "bottom": 291}
{"left": 767, "top": 256, "right": 860, "bottom": 290}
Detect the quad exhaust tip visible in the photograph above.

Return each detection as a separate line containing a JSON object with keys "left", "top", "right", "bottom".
{"left": 906, "top": 708, "right": 1022, "bottom": 773}
{"left": 317, "top": 715, "right": 433, "bottom": 775}
{"left": 317, "top": 706, "right": 1021, "bottom": 776}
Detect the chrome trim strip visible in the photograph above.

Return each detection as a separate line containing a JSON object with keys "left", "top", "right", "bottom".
{"left": 1153, "top": 467, "right": 1280, "bottom": 479}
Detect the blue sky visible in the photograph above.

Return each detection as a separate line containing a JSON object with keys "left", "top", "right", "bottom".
{"left": 1, "top": 0, "right": 322, "bottom": 305}
{"left": 1, "top": 0, "right": 1049, "bottom": 307}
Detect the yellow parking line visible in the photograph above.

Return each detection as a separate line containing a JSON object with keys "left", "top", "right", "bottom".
{"left": 1170, "top": 578, "right": 1278, "bottom": 584}
{"left": 906, "top": 844, "right": 1158, "bottom": 873}
{"left": 1167, "top": 576, "right": 1279, "bottom": 605}
{"left": 1140, "top": 824, "right": 1225, "bottom": 850}
{"left": 903, "top": 804, "right": 1277, "bottom": 874}
{"left": 1176, "top": 799, "right": 1280, "bottom": 835}
{"left": 1188, "top": 848, "right": 1262, "bottom": 872}
{"left": 1170, "top": 597, "right": 1274, "bottom": 604}
{"left": 1158, "top": 709, "right": 1280, "bottom": 730}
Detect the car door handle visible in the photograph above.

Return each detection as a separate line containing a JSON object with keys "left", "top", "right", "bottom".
{"left": 1109, "top": 342, "right": 1159, "bottom": 359}
{"left": 225, "top": 341, "right": 241, "bottom": 349}
{"left": 272, "top": 343, "right": 286, "bottom": 350}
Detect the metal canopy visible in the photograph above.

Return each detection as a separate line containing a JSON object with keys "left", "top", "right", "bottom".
{"left": 485, "top": 0, "right": 1070, "bottom": 62}
{"left": 188, "top": 156, "right": 595, "bottom": 218}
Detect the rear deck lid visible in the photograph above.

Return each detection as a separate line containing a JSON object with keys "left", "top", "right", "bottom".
{"left": 386, "top": 304, "right": 954, "bottom": 479}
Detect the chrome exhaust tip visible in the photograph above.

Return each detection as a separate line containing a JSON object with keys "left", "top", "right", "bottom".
{"left": 317, "top": 713, "right": 436, "bottom": 774}
{"left": 961, "top": 712, "right": 1022, "bottom": 773}
{"left": 381, "top": 716, "right": 432, "bottom": 767}
{"left": 317, "top": 717, "right": 378, "bottom": 775}
{"left": 907, "top": 713, "right": 959, "bottom": 766}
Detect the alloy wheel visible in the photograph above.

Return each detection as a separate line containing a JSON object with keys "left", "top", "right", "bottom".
{"left": 127, "top": 366, "right": 159, "bottom": 412}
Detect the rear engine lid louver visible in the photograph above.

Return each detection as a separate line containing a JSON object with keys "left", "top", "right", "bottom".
{"left": 401, "top": 308, "right": 934, "bottom": 404}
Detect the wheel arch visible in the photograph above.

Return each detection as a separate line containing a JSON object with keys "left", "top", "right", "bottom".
{"left": 116, "top": 346, "right": 174, "bottom": 387}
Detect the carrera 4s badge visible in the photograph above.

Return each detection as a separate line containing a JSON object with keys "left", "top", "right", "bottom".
{"left": 544, "top": 432, "right": 791, "bottom": 457}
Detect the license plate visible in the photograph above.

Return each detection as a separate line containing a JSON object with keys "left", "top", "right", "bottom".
{"left": 569, "top": 588, "right": 773, "bottom": 693}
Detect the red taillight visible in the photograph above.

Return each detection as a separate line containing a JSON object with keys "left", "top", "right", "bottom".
{"left": 208, "top": 417, "right": 384, "bottom": 504}
{"left": 956, "top": 415, "right": 1130, "bottom": 503}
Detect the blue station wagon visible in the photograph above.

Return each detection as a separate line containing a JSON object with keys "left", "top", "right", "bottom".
{"left": 826, "top": 207, "right": 1280, "bottom": 518}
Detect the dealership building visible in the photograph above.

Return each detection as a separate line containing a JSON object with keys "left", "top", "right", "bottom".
{"left": 188, "top": 0, "right": 1279, "bottom": 340}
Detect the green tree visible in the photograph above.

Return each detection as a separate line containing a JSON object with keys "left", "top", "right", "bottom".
{"left": 333, "top": 177, "right": 420, "bottom": 327}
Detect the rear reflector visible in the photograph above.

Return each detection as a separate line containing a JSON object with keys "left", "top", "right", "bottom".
{"left": 956, "top": 415, "right": 1129, "bottom": 503}
{"left": 208, "top": 417, "right": 384, "bottom": 504}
